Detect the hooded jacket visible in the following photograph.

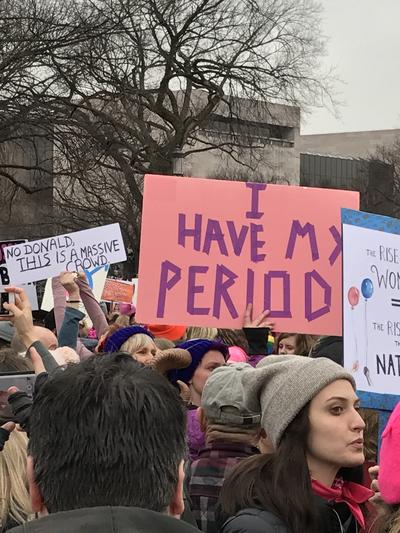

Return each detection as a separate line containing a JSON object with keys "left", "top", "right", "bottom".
{"left": 9, "top": 506, "right": 201, "bottom": 533}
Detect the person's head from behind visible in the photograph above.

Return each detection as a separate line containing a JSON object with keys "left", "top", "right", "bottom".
{"left": 0, "top": 430, "right": 32, "bottom": 529}
{"left": 216, "top": 328, "right": 249, "bottom": 353}
{"left": 199, "top": 363, "right": 261, "bottom": 447}
{"left": 104, "top": 326, "right": 157, "bottom": 364}
{"left": 274, "top": 332, "right": 318, "bottom": 356}
{"left": 184, "top": 326, "right": 218, "bottom": 341}
{"left": 220, "top": 356, "right": 365, "bottom": 533}
{"left": 170, "top": 339, "right": 229, "bottom": 406}
{"left": 27, "top": 353, "right": 187, "bottom": 516}
{"left": 0, "top": 348, "right": 33, "bottom": 422}
{"left": 11, "top": 326, "right": 58, "bottom": 354}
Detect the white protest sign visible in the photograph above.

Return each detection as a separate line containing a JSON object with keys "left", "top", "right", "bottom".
{"left": 41, "top": 265, "right": 109, "bottom": 311}
{"left": 131, "top": 278, "right": 138, "bottom": 306}
{"left": 343, "top": 208, "right": 400, "bottom": 395}
{"left": 0, "top": 239, "right": 38, "bottom": 310}
{"left": 5, "top": 224, "right": 126, "bottom": 285}
{"left": 0, "top": 283, "right": 38, "bottom": 311}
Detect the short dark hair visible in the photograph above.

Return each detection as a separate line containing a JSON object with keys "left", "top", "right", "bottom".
{"left": 28, "top": 352, "right": 187, "bottom": 513}
{"left": 0, "top": 348, "right": 33, "bottom": 372}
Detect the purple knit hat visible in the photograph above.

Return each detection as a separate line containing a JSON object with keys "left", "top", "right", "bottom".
{"left": 104, "top": 326, "right": 154, "bottom": 353}
{"left": 168, "top": 339, "right": 229, "bottom": 385}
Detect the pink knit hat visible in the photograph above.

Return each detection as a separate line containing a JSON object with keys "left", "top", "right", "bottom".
{"left": 227, "top": 346, "right": 248, "bottom": 363}
{"left": 379, "top": 402, "right": 400, "bottom": 504}
{"left": 118, "top": 303, "right": 136, "bottom": 316}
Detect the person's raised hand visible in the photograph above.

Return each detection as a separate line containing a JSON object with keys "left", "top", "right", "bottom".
{"left": 243, "top": 303, "right": 274, "bottom": 330}
{"left": 59, "top": 271, "right": 80, "bottom": 299}
{"left": 3, "top": 286, "right": 35, "bottom": 346}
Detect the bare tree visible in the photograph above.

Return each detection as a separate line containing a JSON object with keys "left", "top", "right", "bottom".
{"left": 0, "top": 0, "right": 332, "bottom": 251}
{"left": 365, "top": 140, "right": 399, "bottom": 217}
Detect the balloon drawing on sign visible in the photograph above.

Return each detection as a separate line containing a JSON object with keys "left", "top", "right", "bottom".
{"left": 348, "top": 287, "right": 360, "bottom": 372}
{"left": 348, "top": 286, "right": 360, "bottom": 309}
{"left": 361, "top": 278, "right": 374, "bottom": 300}
{"left": 361, "top": 278, "right": 374, "bottom": 387}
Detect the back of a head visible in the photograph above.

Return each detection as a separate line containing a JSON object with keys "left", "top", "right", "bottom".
{"left": 12, "top": 326, "right": 58, "bottom": 354}
{"left": 217, "top": 329, "right": 249, "bottom": 353}
{"left": 201, "top": 364, "right": 260, "bottom": 441}
{"left": 28, "top": 353, "right": 187, "bottom": 514}
{"left": 309, "top": 336, "right": 343, "bottom": 365}
{"left": 0, "top": 430, "right": 31, "bottom": 529}
{"left": 0, "top": 349, "right": 33, "bottom": 373}
{"left": 184, "top": 326, "right": 218, "bottom": 340}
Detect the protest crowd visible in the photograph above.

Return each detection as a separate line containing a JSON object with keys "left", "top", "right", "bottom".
{"left": 0, "top": 252, "right": 397, "bottom": 533}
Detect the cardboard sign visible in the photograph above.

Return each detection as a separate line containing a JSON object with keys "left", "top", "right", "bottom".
{"left": 102, "top": 279, "right": 134, "bottom": 303}
{"left": 136, "top": 174, "right": 359, "bottom": 333}
{"left": 0, "top": 240, "right": 38, "bottom": 310}
{"left": 343, "top": 208, "right": 400, "bottom": 395}
{"left": 131, "top": 278, "right": 138, "bottom": 306}
{"left": 41, "top": 265, "right": 109, "bottom": 314}
{"left": 5, "top": 224, "right": 126, "bottom": 285}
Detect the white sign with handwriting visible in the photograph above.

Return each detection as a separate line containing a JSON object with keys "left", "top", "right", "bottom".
{"left": 5, "top": 224, "right": 126, "bottom": 285}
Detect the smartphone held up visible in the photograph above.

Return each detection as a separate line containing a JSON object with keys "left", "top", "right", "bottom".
{"left": 0, "top": 292, "right": 14, "bottom": 318}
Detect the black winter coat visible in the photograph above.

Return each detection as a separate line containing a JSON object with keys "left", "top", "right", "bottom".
{"left": 219, "top": 500, "right": 360, "bottom": 533}
{"left": 9, "top": 506, "right": 201, "bottom": 533}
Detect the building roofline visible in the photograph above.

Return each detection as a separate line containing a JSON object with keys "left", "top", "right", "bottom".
{"left": 300, "top": 128, "right": 400, "bottom": 137}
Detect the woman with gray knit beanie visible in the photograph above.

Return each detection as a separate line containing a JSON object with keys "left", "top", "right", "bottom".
{"left": 217, "top": 355, "right": 373, "bottom": 533}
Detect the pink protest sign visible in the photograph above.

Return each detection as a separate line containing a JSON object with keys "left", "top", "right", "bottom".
{"left": 136, "top": 175, "right": 359, "bottom": 335}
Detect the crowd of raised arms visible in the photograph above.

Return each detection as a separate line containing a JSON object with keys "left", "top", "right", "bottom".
{"left": 0, "top": 271, "right": 398, "bottom": 533}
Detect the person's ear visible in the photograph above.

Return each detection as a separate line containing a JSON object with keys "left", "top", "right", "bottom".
{"left": 197, "top": 407, "right": 208, "bottom": 433}
{"left": 169, "top": 460, "right": 185, "bottom": 518}
{"left": 27, "top": 456, "right": 46, "bottom": 515}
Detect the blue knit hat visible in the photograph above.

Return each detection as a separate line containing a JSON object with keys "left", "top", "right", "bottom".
{"left": 104, "top": 326, "right": 154, "bottom": 353}
{"left": 168, "top": 339, "right": 229, "bottom": 385}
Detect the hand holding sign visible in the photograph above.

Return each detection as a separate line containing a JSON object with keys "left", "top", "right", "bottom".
{"left": 60, "top": 271, "right": 80, "bottom": 302}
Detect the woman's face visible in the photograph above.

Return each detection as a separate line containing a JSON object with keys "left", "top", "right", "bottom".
{"left": 307, "top": 379, "right": 365, "bottom": 475}
{"left": 133, "top": 341, "right": 157, "bottom": 365}
{"left": 278, "top": 335, "right": 297, "bottom": 355}
{"left": 190, "top": 350, "right": 226, "bottom": 405}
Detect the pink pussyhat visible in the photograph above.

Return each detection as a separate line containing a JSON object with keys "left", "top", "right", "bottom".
{"left": 118, "top": 303, "right": 136, "bottom": 316}
{"left": 379, "top": 401, "right": 400, "bottom": 504}
{"left": 227, "top": 346, "right": 248, "bottom": 363}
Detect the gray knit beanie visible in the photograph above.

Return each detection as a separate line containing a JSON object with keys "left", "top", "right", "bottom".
{"left": 247, "top": 355, "right": 356, "bottom": 447}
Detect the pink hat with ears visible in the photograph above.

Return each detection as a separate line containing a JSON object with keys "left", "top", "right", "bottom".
{"left": 227, "top": 346, "right": 248, "bottom": 363}
{"left": 379, "top": 402, "right": 400, "bottom": 504}
{"left": 118, "top": 303, "right": 136, "bottom": 316}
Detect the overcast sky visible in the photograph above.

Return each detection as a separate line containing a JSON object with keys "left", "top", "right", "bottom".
{"left": 302, "top": 0, "right": 400, "bottom": 135}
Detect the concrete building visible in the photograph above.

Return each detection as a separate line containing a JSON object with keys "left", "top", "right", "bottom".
{"left": 299, "top": 129, "right": 400, "bottom": 159}
{"left": 0, "top": 129, "right": 54, "bottom": 241}
{"left": 183, "top": 95, "right": 301, "bottom": 184}
{"left": 299, "top": 129, "right": 400, "bottom": 217}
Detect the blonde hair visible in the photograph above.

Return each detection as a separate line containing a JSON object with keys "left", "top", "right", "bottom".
{"left": 184, "top": 326, "right": 218, "bottom": 340}
{"left": 380, "top": 506, "right": 400, "bottom": 533}
{"left": 121, "top": 333, "right": 156, "bottom": 356}
{"left": 0, "top": 431, "right": 32, "bottom": 528}
{"left": 115, "top": 315, "right": 130, "bottom": 328}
